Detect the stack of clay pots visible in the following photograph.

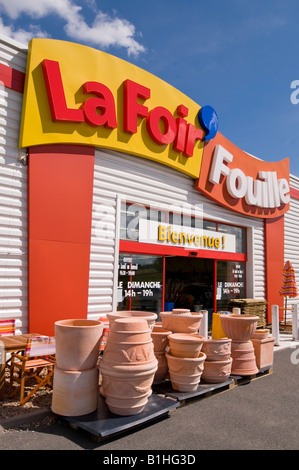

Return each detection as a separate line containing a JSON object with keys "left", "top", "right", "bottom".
{"left": 160, "top": 308, "right": 206, "bottom": 392}
{"left": 100, "top": 317, "right": 158, "bottom": 416}
{"left": 166, "top": 332, "right": 206, "bottom": 391}
{"left": 220, "top": 314, "right": 259, "bottom": 375}
{"left": 251, "top": 329, "right": 274, "bottom": 369}
{"left": 151, "top": 325, "right": 172, "bottom": 384}
{"left": 201, "top": 337, "right": 232, "bottom": 383}
{"left": 52, "top": 319, "right": 103, "bottom": 416}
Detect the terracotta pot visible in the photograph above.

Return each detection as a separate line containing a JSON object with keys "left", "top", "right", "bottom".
{"left": 160, "top": 311, "right": 203, "bottom": 334}
{"left": 202, "top": 338, "right": 232, "bottom": 361}
{"left": 108, "top": 317, "right": 152, "bottom": 343}
{"left": 52, "top": 366, "right": 99, "bottom": 416}
{"left": 172, "top": 309, "right": 191, "bottom": 315}
{"left": 55, "top": 319, "right": 103, "bottom": 371}
{"left": 100, "top": 358, "right": 158, "bottom": 416}
{"left": 252, "top": 329, "right": 270, "bottom": 340}
{"left": 166, "top": 352, "right": 206, "bottom": 392}
{"left": 151, "top": 326, "right": 172, "bottom": 352}
{"left": 153, "top": 351, "right": 168, "bottom": 384}
{"left": 202, "top": 357, "right": 232, "bottom": 383}
{"left": 168, "top": 333, "right": 204, "bottom": 358}
{"left": 107, "top": 311, "right": 158, "bottom": 331}
{"left": 220, "top": 314, "right": 259, "bottom": 342}
{"left": 251, "top": 336, "right": 274, "bottom": 369}
{"left": 230, "top": 340, "right": 259, "bottom": 375}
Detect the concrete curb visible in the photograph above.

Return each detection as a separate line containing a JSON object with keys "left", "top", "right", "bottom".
{"left": 0, "top": 407, "right": 52, "bottom": 432}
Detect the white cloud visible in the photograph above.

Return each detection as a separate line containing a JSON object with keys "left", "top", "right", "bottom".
{"left": 0, "top": 17, "right": 49, "bottom": 44}
{"left": 0, "top": 0, "right": 145, "bottom": 56}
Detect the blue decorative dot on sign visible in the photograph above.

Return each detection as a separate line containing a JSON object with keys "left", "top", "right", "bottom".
{"left": 198, "top": 105, "right": 219, "bottom": 141}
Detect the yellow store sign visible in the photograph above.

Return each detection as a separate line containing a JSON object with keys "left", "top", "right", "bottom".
{"left": 19, "top": 38, "right": 208, "bottom": 178}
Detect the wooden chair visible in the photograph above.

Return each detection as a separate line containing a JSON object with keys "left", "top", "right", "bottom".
{"left": 0, "top": 319, "right": 17, "bottom": 367}
{"left": 9, "top": 336, "right": 56, "bottom": 405}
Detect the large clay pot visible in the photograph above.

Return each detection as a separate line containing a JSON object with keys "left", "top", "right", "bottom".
{"left": 166, "top": 352, "right": 206, "bottom": 392}
{"left": 52, "top": 366, "right": 99, "bottom": 416}
{"left": 160, "top": 311, "right": 203, "bottom": 334}
{"left": 151, "top": 326, "right": 172, "bottom": 352}
{"left": 172, "top": 309, "right": 191, "bottom": 315}
{"left": 230, "top": 340, "right": 259, "bottom": 375}
{"left": 202, "top": 338, "right": 232, "bottom": 361}
{"left": 107, "top": 311, "right": 157, "bottom": 331}
{"left": 202, "top": 357, "right": 232, "bottom": 383}
{"left": 55, "top": 319, "right": 103, "bottom": 371}
{"left": 100, "top": 359, "right": 158, "bottom": 415}
{"left": 168, "top": 333, "right": 204, "bottom": 358}
{"left": 220, "top": 314, "right": 259, "bottom": 342}
{"left": 251, "top": 336, "right": 274, "bottom": 369}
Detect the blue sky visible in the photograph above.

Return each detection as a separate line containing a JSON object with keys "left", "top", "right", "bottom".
{"left": 1, "top": 0, "right": 299, "bottom": 176}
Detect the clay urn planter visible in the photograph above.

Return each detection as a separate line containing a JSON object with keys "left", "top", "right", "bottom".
{"left": 107, "top": 311, "right": 157, "bottom": 331}
{"left": 160, "top": 311, "right": 203, "bottom": 334}
{"left": 52, "top": 366, "right": 99, "bottom": 416}
{"left": 168, "top": 333, "right": 204, "bottom": 358}
{"left": 230, "top": 340, "right": 259, "bottom": 375}
{"left": 151, "top": 326, "right": 172, "bottom": 353}
{"left": 252, "top": 329, "right": 270, "bottom": 340}
{"left": 166, "top": 351, "right": 206, "bottom": 392}
{"left": 202, "top": 357, "right": 233, "bottom": 383}
{"left": 54, "top": 319, "right": 103, "bottom": 371}
{"left": 100, "top": 317, "right": 158, "bottom": 415}
{"left": 219, "top": 314, "right": 259, "bottom": 342}
{"left": 201, "top": 338, "right": 232, "bottom": 361}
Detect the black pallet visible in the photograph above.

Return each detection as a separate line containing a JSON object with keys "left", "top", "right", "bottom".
{"left": 153, "top": 378, "right": 235, "bottom": 404}
{"left": 61, "top": 393, "right": 180, "bottom": 442}
{"left": 231, "top": 365, "right": 273, "bottom": 385}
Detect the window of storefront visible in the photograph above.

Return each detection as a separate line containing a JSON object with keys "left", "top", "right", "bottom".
{"left": 118, "top": 201, "right": 247, "bottom": 318}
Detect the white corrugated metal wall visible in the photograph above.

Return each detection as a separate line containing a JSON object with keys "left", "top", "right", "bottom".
{"left": 0, "top": 36, "right": 27, "bottom": 333}
{"left": 284, "top": 174, "right": 299, "bottom": 321}
{"left": 88, "top": 148, "right": 266, "bottom": 320}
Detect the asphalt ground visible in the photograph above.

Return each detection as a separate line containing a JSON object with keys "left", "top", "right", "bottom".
{"left": 0, "top": 340, "right": 298, "bottom": 455}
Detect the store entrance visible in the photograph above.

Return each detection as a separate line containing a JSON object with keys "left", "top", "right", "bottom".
{"left": 164, "top": 257, "right": 214, "bottom": 313}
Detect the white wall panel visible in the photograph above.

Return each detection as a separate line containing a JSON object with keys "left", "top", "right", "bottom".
{"left": 284, "top": 176, "right": 299, "bottom": 322}
{"left": 0, "top": 37, "right": 27, "bottom": 333}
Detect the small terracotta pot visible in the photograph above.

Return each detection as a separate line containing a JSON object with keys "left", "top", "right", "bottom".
{"left": 202, "top": 338, "right": 232, "bottom": 361}
{"left": 202, "top": 357, "right": 232, "bottom": 383}
{"left": 230, "top": 340, "right": 259, "bottom": 375}
{"left": 251, "top": 329, "right": 270, "bottom": 340}
{"left": 166, "top": 352, "right": 206, "bottom": 392}
{"left": 151, "top": 326, "right": 172, "bottom": 352}
{"left": 220, "top": 314, "right": 259, "bottom": 342}
{"left": 168, "top": 333, "right": 204, "bottom": 358}
{"left": 52, "top": 366, "right": 99, "bottom": 416}
{"left": 107, "top": 311, "right": 157, "bottom": 331}
{"left": 251, "top": 336, "right": 274, "bottom": 369}
{"left": 160, "top": 311, "right": 203, "bottom": 334}
{"left": 55, "top": 319, "right": 103, "bottom": 371}
{"left": 108, "top": 317, "right": 152, "bottom": 343}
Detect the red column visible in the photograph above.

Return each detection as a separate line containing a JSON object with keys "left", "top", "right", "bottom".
{"left": 264, "top": 216, "right": 285, "bottom": 323}
{"left": 28, "top": 144, "right": 95, "bottom": 335}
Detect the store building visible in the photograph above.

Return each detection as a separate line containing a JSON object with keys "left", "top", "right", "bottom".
{"left": 0, "top": 34, "right": 298, "bottom": 336}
